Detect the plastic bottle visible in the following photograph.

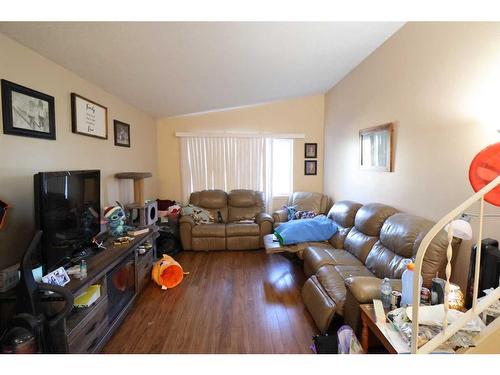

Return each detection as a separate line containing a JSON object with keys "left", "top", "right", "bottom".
{"left": 80, "top": 259, "right": 87, "bottom": 279}
{"left": 380, "top": 278, "right": 392, "bottom": 309}
{"left": 401, "top": 262, "right": 423, "bottom": 306}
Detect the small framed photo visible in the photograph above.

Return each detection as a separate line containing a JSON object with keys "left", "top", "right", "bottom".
{"left": 304, "top": 160, "right": 317, "bottom": 175}
{"left": 71, "top": 93, "right": 108, "bottom": 139}
{"left": 1, "top": 79, "right": 56, "bottom": 140}
{"left": 114, "top": 120, "right": 131, "bottom": 147}
{"left": 304, "top": 143, "right": 317, "bottom": 158}
{"left": 359, "top": 123, "right": 394, "bottom": 172}
{"left": 41, "top": 267, "right": 70, "bottom": 287}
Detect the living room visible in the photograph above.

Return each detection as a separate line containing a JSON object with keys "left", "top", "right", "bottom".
{"left": 1, "top": 0, "right": 499, "bottom": 372}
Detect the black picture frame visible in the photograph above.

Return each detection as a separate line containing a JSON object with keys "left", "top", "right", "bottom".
{"left": 114, "top": 120, "right": 131, "bottom": 147}
{"left": 304, "top": 143, "right": 317, "bottom": 158}
{"left": 304, "top": 160, "right": 317, "bottom": 175}
{"left": 1, "top": 79, "right": 56, "bottom": 140}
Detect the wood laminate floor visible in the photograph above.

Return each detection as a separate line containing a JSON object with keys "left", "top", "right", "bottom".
{"left": 103, "top": 250, "right": 318, "bottom": 353}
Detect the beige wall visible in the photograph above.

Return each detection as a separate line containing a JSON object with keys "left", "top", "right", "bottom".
{"left": 157, "top": 94, "right": 325, "bottom": 204}
{"left": 324, "top": 21, "right": 500, "bottom": 353}
{"left": 0, "top": 33, "right": 158, "bottom": 269}
{"left": 324, "top": 22, "right": 500, "bottom": 290}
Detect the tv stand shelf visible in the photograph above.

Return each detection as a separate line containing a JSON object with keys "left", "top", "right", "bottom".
{"left": 62, "top": 229, "right": 158, "bottom": 353}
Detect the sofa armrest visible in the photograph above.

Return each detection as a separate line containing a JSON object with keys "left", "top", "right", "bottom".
{"left": 179, "top": 215, "right": 195, "bottom": 226}
{"left": 272, "top": 209, "right": 288, "bottom": 224}
{"left": 179, "top": 215, "right": 195, "bottom": 250}
{"left": 256, "top": 213, "right": 273, "bottom": 248}
{"left": 256, "top": 212, "right": 273, "bottom": 224}
{"left": 344, "top": 276, "right": 402, "bottom": 304}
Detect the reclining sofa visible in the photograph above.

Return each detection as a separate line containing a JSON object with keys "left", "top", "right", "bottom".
{"left": 179, "top": 189, "right": 273, "bottom": 251}
{"left": 301, "top": 200, "right": 453, "bottom": 334}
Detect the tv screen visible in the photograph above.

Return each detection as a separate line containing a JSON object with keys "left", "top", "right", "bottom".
{"left": 35, "top": 170, "right": 100, "bottom": 271}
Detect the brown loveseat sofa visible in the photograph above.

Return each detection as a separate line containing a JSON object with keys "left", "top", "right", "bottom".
{"left": 301, "top": 201, "right": 452, "bottom": 334}
{"left": 179, "top": 189, "right": 273, "bottom": 251}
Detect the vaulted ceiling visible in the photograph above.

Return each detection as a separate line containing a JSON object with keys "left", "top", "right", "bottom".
{"left": 0, "top": 22, "right": 403, "bottom": 118}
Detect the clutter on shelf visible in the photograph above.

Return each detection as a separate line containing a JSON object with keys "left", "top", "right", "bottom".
{"left": 387, "top": 304, "right": 485, "bottom": 351}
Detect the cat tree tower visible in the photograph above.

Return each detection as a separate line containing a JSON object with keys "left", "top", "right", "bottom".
{"left": 115, "top": 172, "right": 157, "bottom": 227}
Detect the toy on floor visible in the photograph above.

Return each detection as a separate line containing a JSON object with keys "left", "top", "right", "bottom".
{"left": 151, "top": 254, "right": 187, "bottom": 290}
{"left": 104, "top": 202, "right": 132, "bottom": 237}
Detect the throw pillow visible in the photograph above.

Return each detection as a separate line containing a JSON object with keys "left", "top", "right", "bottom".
{"left": 282, "top": 205, "right": 297, "bottom": 221}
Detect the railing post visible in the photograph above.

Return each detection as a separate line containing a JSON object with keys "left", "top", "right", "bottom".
{"left": 443, "top": 222, "right": 454, "bottom": 331}
{"left": 472, "top": 197, "right": 485, "bottom": 311}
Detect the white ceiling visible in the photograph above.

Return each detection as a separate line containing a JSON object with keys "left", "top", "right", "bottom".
{"left": 0, "top": 22, "right": 403, "bottom": 118}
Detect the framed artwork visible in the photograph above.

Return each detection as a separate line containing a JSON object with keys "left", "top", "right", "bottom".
{"left": 304, "top": 160, "right": 317, "bottom": 175}
{"left": 114, "top": 120, "right": 131, "bottom": 147}
{"left": 359, "top": 123, "right": 394, "bottom": 172}
{"left": 1, "top": 79, "right": 56, "bottom": 140}
{"left": 71, "top": 93, "right": 108, "bottom": 139}
{"left": 304, "top": 143, "right": 317, "bottom": 158}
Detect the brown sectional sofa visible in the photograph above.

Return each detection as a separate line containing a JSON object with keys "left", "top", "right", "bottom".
{"left": 180, "top": 189, "right": 273, "bottom": 251}
{"left": 301, "top": 200, "right": 453, "bottom": 334}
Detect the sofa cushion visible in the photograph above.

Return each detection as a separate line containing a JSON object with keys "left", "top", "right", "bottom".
{"left": 190, "top": 189, "right": 227, "bottom": 209}
{"left": 316, "top": 265, "right": 347, "bottom": 316}
{"left": 327, "top": 200, "right": 363, "bottom": 228}
{"left": 191, "top": 223, "right": 226, "bottom": 238}
{"left": 343, "top": 228, "right": 379, "bottom": 263}
{"left": 334, "top": 265, "right": 374, "bottom": 280}
{"left": 303, "top": 246, "right": 364, "bottom": 277}
{"left": 343, "top": 203, "right": 399, "bottom": 263}
{"left": 190, "top": 190, "right": 228, "bottom": 222}
{"left": 364, "top": 213, "right": 450, "bottom": 286}
{"left": 326, "top": 201, "right": 362, "bottom": 249}
{"left": 227, "top": 190, "right": 265, "bottom": 223}
{"left": 301, "top": 275, "right": 338, "bottom": 333}
{"left": 228, "top": 189, "right": 264, "bottom": 208}
{"left": 288, "top": 192, "right": 323, "bottom": 213}
{"left": 353, "top": 203, "right": 399, "bottom": 237}
{"left": 226, "top": 223, "right": 260, "bottom": 237}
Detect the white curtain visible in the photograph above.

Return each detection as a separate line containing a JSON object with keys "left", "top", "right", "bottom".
{"left": 180, "top": 136, "right": 268, "bottom": 204}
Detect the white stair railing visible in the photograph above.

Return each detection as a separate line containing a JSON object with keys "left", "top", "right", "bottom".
{"left": 411, "top": 175, "right": 500, "bottom": 354}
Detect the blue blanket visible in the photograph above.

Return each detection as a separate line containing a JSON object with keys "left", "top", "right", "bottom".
{"left": 274, "top": 215, "right": 338, "bottom": 245}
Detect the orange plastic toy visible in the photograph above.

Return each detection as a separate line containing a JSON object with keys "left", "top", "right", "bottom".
{"left": 151, "top": 254, "right": 186, "bottom": 290}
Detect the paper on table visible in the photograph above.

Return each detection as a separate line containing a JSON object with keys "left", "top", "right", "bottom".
{"left": 375, "top": 322, "right": 411, "bottom": 354}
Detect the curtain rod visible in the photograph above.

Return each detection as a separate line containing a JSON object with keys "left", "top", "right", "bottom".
{"left": 175, "top": 132, "right": 305, "bottom": 139}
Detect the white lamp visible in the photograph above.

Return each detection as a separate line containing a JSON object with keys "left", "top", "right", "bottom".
{"left": 444, "top": 218, "right": 473, "bottom": 240}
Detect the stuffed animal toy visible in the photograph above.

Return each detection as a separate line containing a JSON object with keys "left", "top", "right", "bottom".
{"left": 283, "top": 205, "right": 297, "bottom": 221}
{"left": 104, "top": 202, "right": 131, "bottom": 237}
{"left": 151, "top": 254, "right": 187, "bottom": 290}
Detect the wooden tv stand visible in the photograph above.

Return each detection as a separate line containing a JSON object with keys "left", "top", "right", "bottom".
{"left": 61, "top": 229, "right": 158, "bottom": 353}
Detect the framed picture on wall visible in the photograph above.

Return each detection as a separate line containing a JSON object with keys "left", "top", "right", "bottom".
{"left": 71, "top": 93, "right": 108, "bottom": 139}
{"left": 1, "top": 79, "right": 56, "bottom": 140}
{"left": 114, "top": 120, "right": 131, "bottom": 147}
{"left": 304, "top": 160, "right": 317, "bottom": 175}
{"left": 359, "top": 122, "right": 394, "bottom": 172}
{"left": 304, "top": 143, "right": 317, "bottom": 158}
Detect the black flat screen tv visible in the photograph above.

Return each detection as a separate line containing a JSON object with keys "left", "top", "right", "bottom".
{"left": 34, "top": 170, "right": 101, "bottom": 271}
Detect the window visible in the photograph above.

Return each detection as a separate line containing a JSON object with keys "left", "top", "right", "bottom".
{"left": 270, "top": 138, "right": 293, "bottom": 197}
{"left": 179, "top": 135, "right": 295, "bottom": 207}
